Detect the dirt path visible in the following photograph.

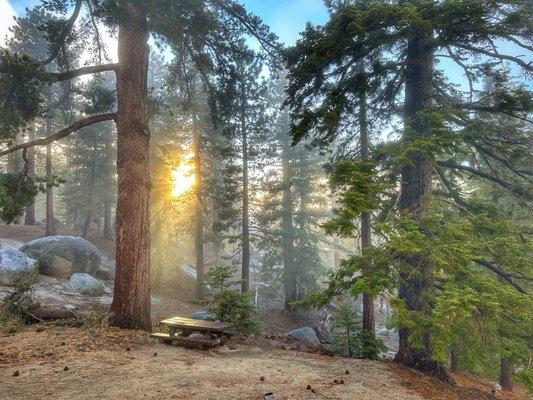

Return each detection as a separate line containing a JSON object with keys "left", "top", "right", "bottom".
{"left": 1, "top": 326, "right": 529, "bottom": 400}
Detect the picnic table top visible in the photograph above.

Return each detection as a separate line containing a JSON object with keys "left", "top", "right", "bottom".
{"left": 160, "top": 316, "right": 231, "bottom": 332}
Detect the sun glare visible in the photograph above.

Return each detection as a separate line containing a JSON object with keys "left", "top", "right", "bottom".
{"left": 171, "top": 163, "right": 195, "bottom": 197}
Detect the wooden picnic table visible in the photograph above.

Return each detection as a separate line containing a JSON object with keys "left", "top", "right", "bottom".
{"left": 151, "top": 316, "right": 232, "bottom": 348}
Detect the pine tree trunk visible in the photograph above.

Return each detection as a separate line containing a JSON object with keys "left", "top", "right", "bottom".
{"left": 24, "top": 126, "right": 36, "bottom": 225}
{"left": 500, "top": 358, "right": 513, "bottom": 391}
{"left": 281, "top": 132, "right": 296, "bottom": 311}
{"left": 109, "top": 2, "right": 151, "bottom": 331}
{"left": 193, "top": 119, "right": 205, "bottom": 300}
{"left": 103, "top": 126, "right": 114, "bottom": 240}
{"left": 45, "top": 141, "right": 56, "bottom": 236}
{"left": 359, "top": 84, "right": 375, "bottom": 334}
{"left": 395, "top": 28, "right": 452, "bottom": 383}
{"left": 241, "top": 73, "right": 250, "bottom": 293}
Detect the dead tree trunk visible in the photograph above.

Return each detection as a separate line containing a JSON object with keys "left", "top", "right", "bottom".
{"left": 109, "top": 2, "right": 152, "bottom": 331}
{"left": 193, "top": 119, "right": 205, "bottom": 300}
{"left": 395, "top": 27, "right": 452, "bottom": 382}
{"left": 359, "top": 83, "right": 375, "bottom": 335}
{"left": 240, "top": 71, "right": 250, "bottom": 293}
{"left": 281, "top": 132, "right": 296, "bottom": 311}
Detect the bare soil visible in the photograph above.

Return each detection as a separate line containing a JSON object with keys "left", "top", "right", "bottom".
{"left": 0, "top": 325, "right": 530, "bottom": 400}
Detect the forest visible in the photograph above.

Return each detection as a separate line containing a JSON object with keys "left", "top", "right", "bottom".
{"left": 0, "top": 1, "right": 531, "bottom": 399}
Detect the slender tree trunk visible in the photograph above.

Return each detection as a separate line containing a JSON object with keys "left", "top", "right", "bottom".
{"left": 24, "top": 126, "right": 36, "bottom": 225}
{"left": 82, "top": 145, "right": 97, "bottom": 239}
{"left": 281, "top": 132, "right": 296, "bottom": 311}
{"left": 240, "top": 73, "right": 250, "bottom": 293}
{"left": 359, "top": 84, "right": 375, "bottom": 335}
{"left": 450, "top": 347, "right": 459, "bottom": 373}
{"left": 109, "top": 2, "right": 151, "bottom": 331}
{"left": 82, "top": 210, "right": 92, "bottom": 239}
{"left": 395, "top": 28, "right": 452, "bottom": 382}
{"left": 193, "top": 119, "right": 205, "bottom": 300}
{"left": 8, "top": 138, "right": 22, "bottom": 224}
{"left": 45, "top": 139, "right": 56, "bottom": 236}
{"left": 500, "top": 358, "right": 513, "bottom": 391}
{"left": 103, "top": 126, "right": 114, "bottom": 240}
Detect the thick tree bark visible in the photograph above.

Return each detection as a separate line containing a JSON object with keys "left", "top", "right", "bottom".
{"left": 45, "top": 141, "right": 56, "bottom": 236}
{"left": 500, "top": 358, "right": 513, "bottom": 391}
{"left": 395, "top": 28, "right": 452, "bottom": 382}
{"left": 359, "top": 86, "right": 375, "bottom": 335}
{"left": 109, "top": 2, "right": 152, "bottom": 331}
{"left": 281, "top": 132, "right": 296, "bottom": 311}
{"left": 241, "top": 73, "right": 250, "bottom": 293}
{"left": 193, "top": 120, "right": 205, "bottom": 300}
{"left": 103, "top": 126, "right": 114, "bottom": 240}
{"left": 24, "top": 126, "right": 36, "bottom": 225}
{"left": 81, "top": 210, "right": 92, "bottom": 239}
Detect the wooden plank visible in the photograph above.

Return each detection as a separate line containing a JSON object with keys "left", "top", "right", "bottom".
{"left": 151, "top": 332, "right": 221, "bottom": 347}
{"left": 159, "top": 316, "right": 231, "bottom": 333}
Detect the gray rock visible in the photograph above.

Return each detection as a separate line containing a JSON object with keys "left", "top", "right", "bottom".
{"left": 191, "top": 311, "right": 216, "bottom": 321}
{"left": 287, "top": 327, "right": 320, "bottom": 345}
{"left": 19, "top": 236, "right": 102, "bottom": 279}
{"left": 0, "top": 248, "right": 38, "bottom": 286}
{"left": 69, "top": 273, "right": 105, "bottom": 296}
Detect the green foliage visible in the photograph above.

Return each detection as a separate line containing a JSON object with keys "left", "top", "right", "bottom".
{"left": 330, "top": 305, "right": 385, "bottom": 360}
{"left": 0, "top": 49, "right": 50, "bottom": 141}
{"left": 202, "top": 266, "right": 261, "bottom": 336}
{"left": 0, "top": 272, "right": 38, "bottom": 334}
{"left": 0, "top": 173, "right": 43, "bottom": 224}
{"left": 323, "top": 160, "right": 392, "bottom": 237}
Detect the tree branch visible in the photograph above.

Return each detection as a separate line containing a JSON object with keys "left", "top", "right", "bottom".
{"left": 0, "top": 113, "right": 116, "bottom": 157}
{"left": 454, "top": 43, "right": 533, "bottom": 73}
{"left": 437, "top": 160, "right": 532, "bottom": 201}
{"left": 473, "top": 259, "right": 527, "bottom": 294}
{"left": 52, "top": 63, "right": 119, "bottom": 81}
{"left": 41, "top": 0, "right": 83, "bottom": 66}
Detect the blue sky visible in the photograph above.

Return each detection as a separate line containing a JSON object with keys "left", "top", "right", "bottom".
{"left": 5, "top": 0, "right": 329, "bottom": 45}
{"left": 2, "top": 0, "right": 530, "bottom": 88}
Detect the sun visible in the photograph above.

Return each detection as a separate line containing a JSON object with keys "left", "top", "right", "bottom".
{"left": 171, "top": 163, "right": 195, "bottom": 197}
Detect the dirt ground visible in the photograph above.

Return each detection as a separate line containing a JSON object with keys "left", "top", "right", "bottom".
{"left": 0, "top": 325, "right": 530, "bottom": 400}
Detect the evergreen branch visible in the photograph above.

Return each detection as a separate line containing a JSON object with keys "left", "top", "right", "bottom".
{"left": 208, "top": 0, "right": 282, "bottom": 58}
{"left": 503, "top": 35, "right": 533, "bottom": 52}
{"left": 464, "top": 138, "right": 532, "bottom": 182}
{"left": 434, "top": 167, "right": 474, "bottom": 212}
{"left": 0, "top": 113, "right": 116, "bottom": 157}
{"left": 41, "top": 0, "right": 83, "bottom": 66}
{"left": 51, "top": 63, "right": 119, "bottom": 81}
{"left": 453, "top": 44, "right": 533, "bottom": 73}
{"left": 473, "top": 259, "right": 527, "bottom": 294}
{"left": 437, "top": 160, "right": 532, "bottom": 201}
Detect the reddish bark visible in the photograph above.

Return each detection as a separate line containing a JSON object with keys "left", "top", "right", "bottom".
{"left": 109, "top": 2, "right": 151, "bottom": 331}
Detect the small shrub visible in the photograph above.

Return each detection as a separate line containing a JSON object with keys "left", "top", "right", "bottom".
{"left": 331, "top": 304, "right": 385, "bottom": 360}
{"left": 0, "top": 272, "right": 38, "bottom": 334}
{"left": 197, "top": 266, "right": 261, "bottom": 336}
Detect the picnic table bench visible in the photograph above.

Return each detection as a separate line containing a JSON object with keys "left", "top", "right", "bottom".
{"left": 151, "top": 316, "right": 232, "bottom": 348}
